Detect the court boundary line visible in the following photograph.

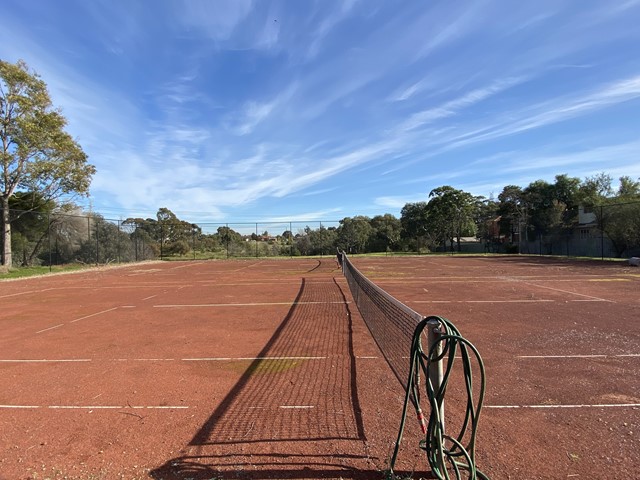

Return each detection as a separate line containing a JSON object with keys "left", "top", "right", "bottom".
{"left": 154, "top": 301, "right": 351, "bottom": 308}
{"left": 0, "top": 404, "right": 189, "bottom": 410}
{"left": 512, "top": 279, "right": 612, "bottom": 302}
{"left": 486, "top": 403, "right": 640, "bottom": 409}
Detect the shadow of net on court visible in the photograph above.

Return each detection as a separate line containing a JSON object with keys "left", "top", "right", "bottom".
{"left": 151, "top": 268, "right": 377, "bottom": 479}
{"left": 192, "top": 276, "right": 364, "bottom": 444}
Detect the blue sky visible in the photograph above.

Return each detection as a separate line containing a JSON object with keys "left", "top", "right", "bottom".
{"left": 2, "top": 0, "right": 640, "bottom": 224}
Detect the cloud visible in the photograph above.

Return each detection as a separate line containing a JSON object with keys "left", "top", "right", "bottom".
{"left": 305, "top": 0, "right": 359, "bottom": 59}
{"left": 444, "top": 74, "right": 640, "bottom": 148}
{"left": 389, "top": 79, "right": 429, "bottom": 102}
{"left": 397, "top": 76, "right": 528, "bottom": 132}
{"left": 177, "top": 0, "right": 253, "bottom": 41}
{"left": 231, "top": 100, "right": 278, "bottom": 135}
{"left": 263, "top": 208, "right": 344, "bottom": 223}
{"left": 374, "top": 195, "right": 424, "bottom": 209}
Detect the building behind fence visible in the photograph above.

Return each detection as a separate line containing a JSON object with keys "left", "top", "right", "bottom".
{"left": 1, "top": 202, "right": 639, "bottom": 268}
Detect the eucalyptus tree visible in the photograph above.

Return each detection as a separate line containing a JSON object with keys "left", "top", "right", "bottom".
{"left": 400, "top": 202, "right": 430, "bottom": 251}
{"left": 337, "top": 216, "right": 372, "bottom": 254}
{"left": 369, "top": 213, "right": 401, "bottom": 252}
{"left": 1, "top": 60, "right": 94, "bottom": 267}
{"left": 426, "top": 186, "right": 477, "bottom": 251}
{"left": 497, "top": 185, "right": 525, "bottom": 243}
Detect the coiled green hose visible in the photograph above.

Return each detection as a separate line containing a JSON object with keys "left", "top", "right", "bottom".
{"left": 388, "top": 316, "right": 490, "bottom": 480}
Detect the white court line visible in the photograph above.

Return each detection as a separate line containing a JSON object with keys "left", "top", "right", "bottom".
{"left": 279, "top": 405, "right": 314, "bottom": 409}
{"left": 155, "top": 301, "right": 349, "bottom": 308}
{"left": 410, "top": 300, "right": 555, "bottom": 304}
{"left": 0, "top": 405, "right": 41, "bottom": 409}
{"left": 486, "top": 404, "right": 640, "bottom": 409}
{"left": 182, "top": 356, "right": 326, "bottom": 361}
{"left": 0, "top": 359, "right": 91, "bottom": 363}
{"left": 0, "top": 405, "right": 188, "bottom": 410}
{"left": 3, "top": 354, "right": 633, "bottom": 363}
{"left": 519, "top": 354, "right": 640, "bottom": 359}
{"left": 48, "top": 405, "right": 189, "bottom": 409}
{"left": 69, "top": 307, "right": 119, "bottom": 323}
{"left": 113, "top": 358, "right": 176, "bottom": 362}
{"left": 0, "top": 356, "right": 329, "bottom": 363}
{"left": 514, "top": 280, "right": 611, "bottom": 302}
{"left": 0, "top": 290, "right": 47, "bottom": 299}
{"left": 35, "top": 324, "right": 64, "bottom": 334}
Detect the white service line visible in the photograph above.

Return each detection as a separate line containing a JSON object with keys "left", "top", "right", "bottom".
{"left": 0, "top": 359, "right": 91, "bottom": 363}
{"left": 182, "top": 356, "right": 326, "bottom": 361}
{"left": 410, "top": 299, "right": 555, "bottom": 304}
{"left": 114, "top": 358, "right": 176, "bottom": 362}
{"left": 519, "top": 354, "right": 640, "bottom": 359}
{"left": 70, "top": 307, "right": 119, "bottom": 323}
{"left": 0, "top": 290, "right": 48, "bottom": 299}
{"left": 514, "top": 280, "right": 612, "bottom": 302}
{"left": 35, "top": 324, "right": 64, "bottom": 334}
{"left": 0, "top": 405, "right": 189, "bottom": 410}
{"left": 486, "top": 403, "right": 640, "bottom": 409}
{"left": 155, "top": 301, "right": 349, "bottom": 308}
{"left": 51, "top": 405, "right": 189, "bottom": 409}
{"left": 279, "top": 405, "right": 315, "bottom": 409}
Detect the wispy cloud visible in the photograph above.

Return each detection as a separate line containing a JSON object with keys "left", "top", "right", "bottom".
{"left": 231, "top": 100, "right": 278, "bottom": 135}
{"left": 438, "top": 74, "right": 640, "bottom": 149}
{"left": 374, "top": 195, "right": 424, "bottom": 210}
{"left": 177, "top": 0, "right": 253, "bottom": 42}
{"left": 3, "top": 1, "right": 639, "bottom": 222}
{"left": 414, "top": 1, "right": 484, "bottom": 60}
{"left": 306, "top": 0, "right": 359, "bottom": 59}
{"left": 389, "top": 80, "right": 424, "bottom": 102}
{"left": 263, "top": 208, "right": 344, "bottom": 223}
{"left": 397, "top": 76, "right": 528, "bottom": 132}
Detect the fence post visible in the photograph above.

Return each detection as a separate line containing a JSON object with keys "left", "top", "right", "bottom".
{"left": 290, "top": 222, "right": 293, "bottom": 257}
{"left": 48, "top": 213, "right": 52, "bottom": 272}
{"left": 117, "top": 220, "right": 121, "bottom": 263}
{"left": 600, "top": 205, "right": 604, "bottom": 260}
{"left": 95, "top": 219, "right": 99, "bottom": 265}
{"left": 160, "top": 224, "right": 164, "bottom": 260}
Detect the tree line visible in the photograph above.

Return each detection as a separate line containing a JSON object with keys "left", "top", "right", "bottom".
{"left": 2, "top": 59, "right": 639, "bottom": 268}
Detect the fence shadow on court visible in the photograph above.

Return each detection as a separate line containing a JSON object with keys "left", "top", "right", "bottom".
{"left": 150, "top": 262, "right": 383, "bottom": 479}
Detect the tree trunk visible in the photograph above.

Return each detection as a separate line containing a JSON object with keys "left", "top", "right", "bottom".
{"left": 1, "top": 197, "right": 12, "bottom": 268}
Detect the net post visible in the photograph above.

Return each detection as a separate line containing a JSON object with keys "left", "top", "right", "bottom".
{"left": 426, "top": 318, "right": 444, "bottom": 429}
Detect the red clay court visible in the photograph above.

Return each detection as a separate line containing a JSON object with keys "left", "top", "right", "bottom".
{"left": 0, "top": 255, "right": 639, "bottom": 479}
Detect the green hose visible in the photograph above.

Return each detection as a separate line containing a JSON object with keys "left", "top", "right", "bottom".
{"left": 388, "top": 316, "right": 490, "bottom": 480}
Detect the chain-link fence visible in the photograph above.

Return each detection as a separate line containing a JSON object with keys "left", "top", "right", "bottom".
{"left": 1, "top": 209, "right": 344, "bottom": 267}
{"left": 518, "top": 201, "right": 640, "bottom": 258}
{"left": 2, "top": 202, "right": 638, "bottom": 268}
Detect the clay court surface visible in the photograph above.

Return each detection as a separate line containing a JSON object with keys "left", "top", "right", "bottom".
{"left": 1, "top": 255, "right": 639, "bottom": 480}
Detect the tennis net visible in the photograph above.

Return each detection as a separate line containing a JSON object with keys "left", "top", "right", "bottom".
{"left": 341, "top": 252, "right": 424, "bottom": 390}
